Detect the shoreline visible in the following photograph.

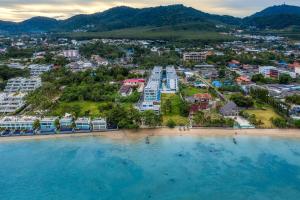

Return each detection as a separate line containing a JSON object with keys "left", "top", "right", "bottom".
{"left": 0, "top": 128, "right": 300, "bottom": 142}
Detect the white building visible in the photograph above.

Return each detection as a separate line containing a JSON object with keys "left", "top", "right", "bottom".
{"left": 67, "top": 60, "right": 95, "bottom": 72}
{"left": 4, "top": 77, "right": 42, "bottom": 93}
{"left": 164, "top": 66, "right": 179, "bottom": 93}
{"left": 0, "top": 116, "right": 38, "bottom": 130}
{"left": 0, "top": 93, "right": 26, "bottom": 113}
{"left": 7, "top": 63, "right": 26, "bottom": 69}
{"left": 259, "top": 66, "right": 297, "bottom": 79}
{"left": 139, "top": 66, "right": 162, "bottom": 113}
{"left": 183, "top": 52, "right": 210, "bottom": 63}
{"left": 28, "top": 64, "right": 53, "bottom": 77}
{"left": 63, "top": 50, "right": 80, "bottom": 59}
{"left": 92, "top": 118, "right": 107, "bottom": 131}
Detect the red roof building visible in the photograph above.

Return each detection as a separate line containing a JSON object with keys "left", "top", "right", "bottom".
{"left": 236, "top": 76, "right": 251, "bottom": 85}
{"left": 123, "top": 79, "right": 145, "bottom": 86}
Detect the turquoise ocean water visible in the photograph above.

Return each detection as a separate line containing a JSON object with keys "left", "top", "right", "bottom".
{"left": 1, "top": 135, "right": 300, "bottom": 200}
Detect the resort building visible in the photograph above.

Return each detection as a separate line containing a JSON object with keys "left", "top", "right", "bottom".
{"left": 144, "top": 66, "right": 162, "bottom": 102}
{"left": 139, "top": 66, "right": 162, "bottom": 113}
{"left": 40, "top": 117, "right": 58, "bottom": 133}
{"left": 67, "top": 60, "right": 95, "bottom": 72}
{"left": 4, "top": 77, "right": 42, "bottom": 93}
{"left": 139, "top": 66, "right": 179, "bottom": 112}
{"left": 28, "top": 64, "right": 53, "bottom": 77}
{"left": 0, "top": 92, "right": 26, "bottom": 113}
{"left": 259, "top": 66, "right": 297, "bottom": 79}
{"left": 163, "top": 66, "right": 179, "bottom": 93}
{"left": 63, "top": 50, "right": 80, "bottom": 60}
{"left": 59, "top": 116, "right": 74, "bottom": 132}
{"left": 75, "top": 118, "right": 91, "bottom": 132}
{"left": 183, "top": 52, "right": 212, "bottom": 63}
{"left": 0, "top": 116, "right": 38, "bottom": 131}
{"left": 92, "top": 118, "right": 107, "bottom": 131}
{"left": 7, "top": 63, "right": 26, "bottom": 69}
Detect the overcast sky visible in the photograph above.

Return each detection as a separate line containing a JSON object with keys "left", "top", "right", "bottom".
{"left": 0, "top": 0, "right": 300, "bottom": 22}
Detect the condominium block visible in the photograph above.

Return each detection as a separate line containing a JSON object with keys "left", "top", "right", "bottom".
{"left": 4, "top": 77, "right": 42, "bottom": 93}
{"left": 0, "top": 92, "right": 26, "bottom": 113}
{"left": 28, "top": 64, "right": 53, "bottom": 77}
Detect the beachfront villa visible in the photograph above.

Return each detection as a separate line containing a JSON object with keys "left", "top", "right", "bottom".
{"left": 0, "top": 116, "right": 37, "bottom": 131}
{"left": 75, "top": 118, "right": 91, "bottom": 132}
{"left": 40, "top": 117, "right": 58, "bottom": 133}
{"left": 92, "top": 118, "right": 107, "bottom": 131}
{"left": 59, "top": 116, "right": 74, "bottom": 132}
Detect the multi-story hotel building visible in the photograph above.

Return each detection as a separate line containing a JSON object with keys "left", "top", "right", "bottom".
{"left": 4, "top": 77, "right": 42, "bottom": 93}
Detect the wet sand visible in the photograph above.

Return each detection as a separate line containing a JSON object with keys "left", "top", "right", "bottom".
{"left": 0, "top": 128, "right": 300, "bottom": 143}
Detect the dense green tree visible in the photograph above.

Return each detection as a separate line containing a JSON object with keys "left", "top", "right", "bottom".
{"left": 33, "top": 119, "right": 40, "bottom": 130}
{"left": 279, "top": 74, "right": 292, "bottom": 84}
{"left": 106, "top": 104, "right": 141, "bottom": 129}
{"left": 230, "top": 94, "right": 254, "bottom": 108}
{"left": 193, "top": 111, "right": 205, "bottom": 125}
{"left": 80, "top": 41, "right": 124, "bottom": 59}
{"left": 271, "top": 117, "right": 288, "bottom": 128}
{"left": 142, "top": 110, "right": 162, "bottom": 128}
{"left": 286, "top": 95, "right": 300, "bottom": 105}
{"left": 166, "top": 119, "right": 176, "bottom": 128}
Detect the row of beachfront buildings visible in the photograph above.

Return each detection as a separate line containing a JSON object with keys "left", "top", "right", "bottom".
{"left": 0, "top": 115, "right": 108, "bottom": 136}
{"left": 139, "top": 66, "right": 179, "bottom": 113}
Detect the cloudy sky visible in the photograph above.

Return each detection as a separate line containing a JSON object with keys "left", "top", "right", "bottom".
{"left": 0, "top": 0, "right": 300, "bottom": 22}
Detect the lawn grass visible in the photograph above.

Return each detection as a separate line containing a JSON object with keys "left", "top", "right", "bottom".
{"left": 50, "top": 101, "right": 104, "bottom": 117}
{"left": 50, "top": 100, "right": 136, "bottom": 118}
{"left": 181, "top": 86, "right": 208, "bottom": 97}
{"left": 162, "top": 115, "right": 189, "bottom": 126}
{"left": 161, "top": 94, "right": 189, "bottom": 126}
{"left": 245, "top": 108, "right": 282, "bottom": 128}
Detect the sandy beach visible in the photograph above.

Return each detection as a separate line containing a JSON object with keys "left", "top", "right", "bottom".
{"left": 0, "top": 128, "right": 300, "bottom": 142}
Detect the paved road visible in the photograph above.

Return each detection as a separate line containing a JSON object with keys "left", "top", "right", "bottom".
{"left": 196, "top": 74, "right": 227, "bottom": 101}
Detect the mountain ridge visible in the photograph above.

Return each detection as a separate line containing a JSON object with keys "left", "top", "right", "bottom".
{"left": 1, "top": 4, "right": 300, "bottom": 33}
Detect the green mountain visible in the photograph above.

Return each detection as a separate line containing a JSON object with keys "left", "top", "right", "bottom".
{"left": 1, "top": 4, "right": 300, "bottom": 34}
{"left": 0, "top": 17, "right": 58, "bottom": 33}
{"left": 0, "top": 4, "right": 240, "bottom": 33}
{"left": 244, "top": 4, "right": 300, "bottom": 29}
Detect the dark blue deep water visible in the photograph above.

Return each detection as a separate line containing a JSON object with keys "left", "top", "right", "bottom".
{"left": 1, "top": 135, "right": 300, "bottom": 200}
